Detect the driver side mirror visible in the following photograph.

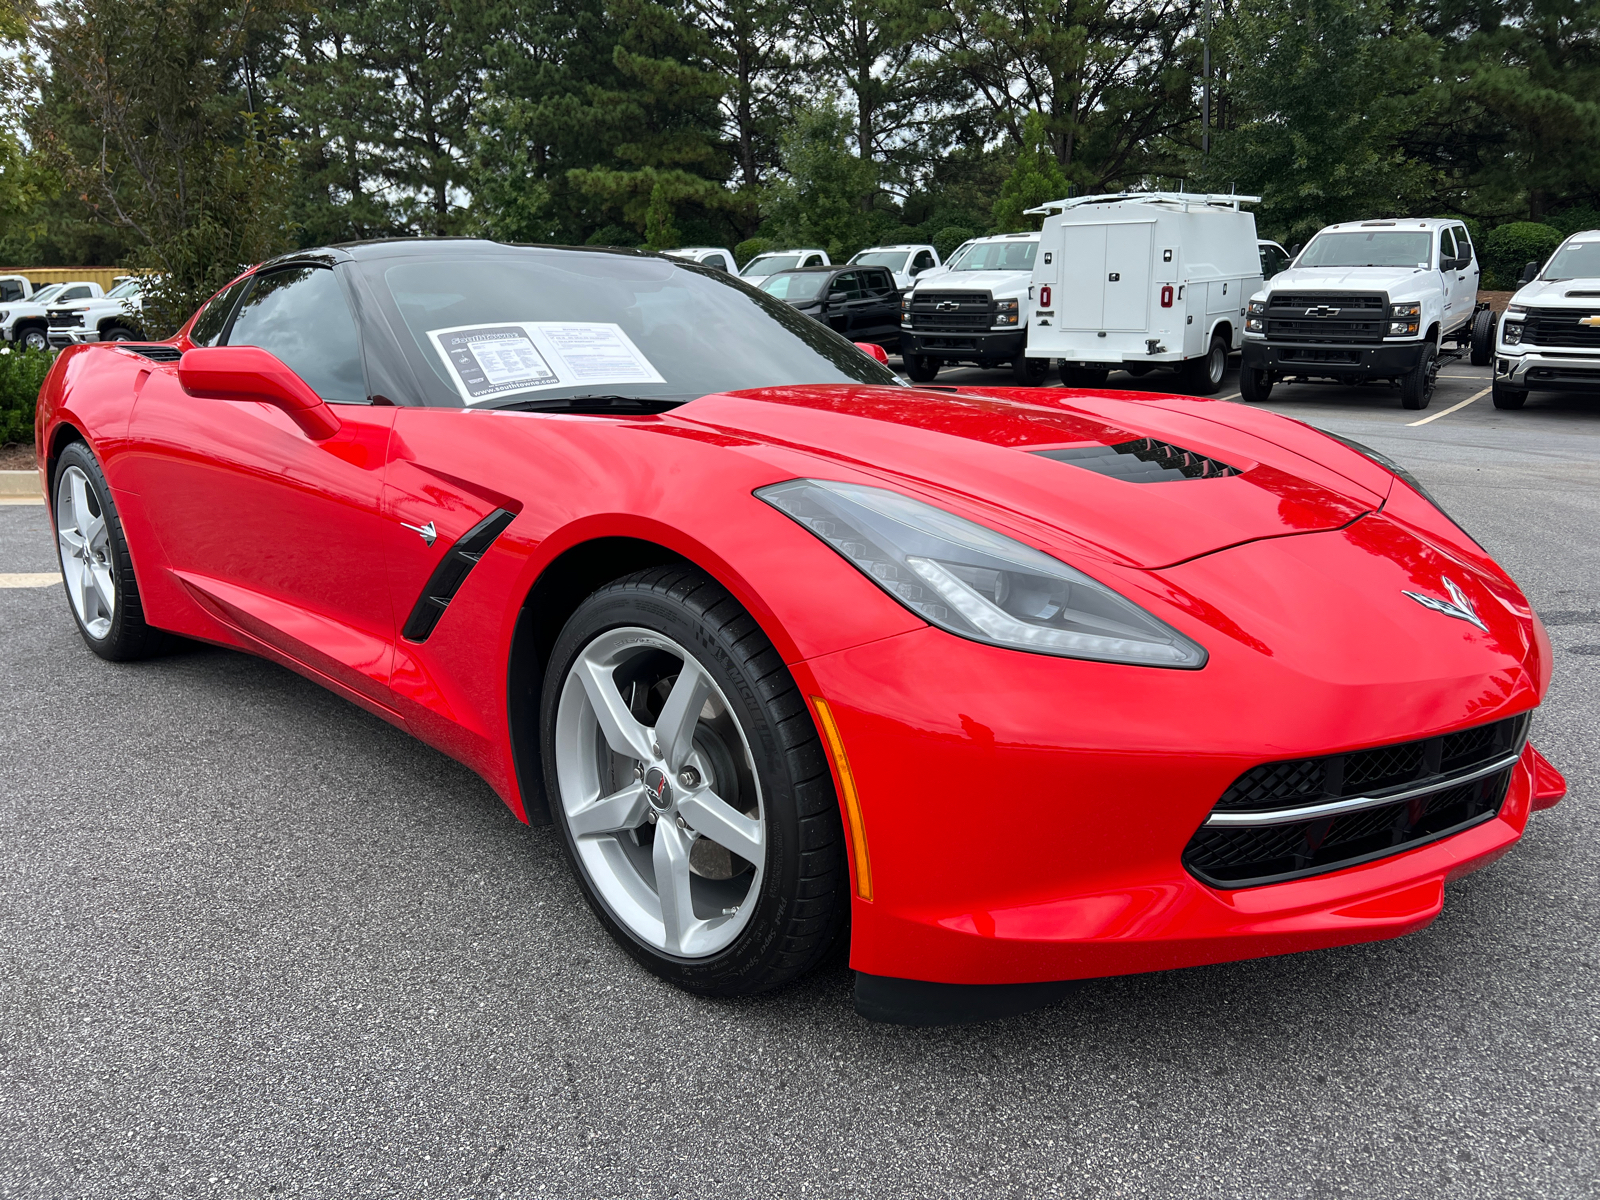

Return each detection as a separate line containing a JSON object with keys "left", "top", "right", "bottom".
{"left": 1520, "top": 261, "right": 1540, "bottom": 285}
{"left": 1289, "top": 243, "right": 1303, "bottom": 258}
{"left": 179, "top": 346, "right": 342, "bottom": 440}
{"left": 854, "top": 341, "right": 889, "bottom": 366}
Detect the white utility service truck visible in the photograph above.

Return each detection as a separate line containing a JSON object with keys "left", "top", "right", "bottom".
{"left": 1026, "top": 192, "right": 1263, "bottom": 393}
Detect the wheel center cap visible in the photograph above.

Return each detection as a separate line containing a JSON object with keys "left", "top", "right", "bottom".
{"left": 643, "top": 766, "right": 672, "bottom": 810}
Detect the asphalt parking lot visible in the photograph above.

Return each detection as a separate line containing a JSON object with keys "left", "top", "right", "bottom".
{"left": 2, "top": 361, "right": 1597, "bottom": 1198}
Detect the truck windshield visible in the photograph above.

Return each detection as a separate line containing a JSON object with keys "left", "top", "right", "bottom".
{"left": 742, "top": 254, "right": 800, "bottom": 276}
{"left": 759, "top": 273, "right": 828, "bottom": 301}
{"left": 1299, "top": 232, "right": 1433, "bottom": 269}
{"left": 107, "top": 280, "right": 143, "bottom": 298}
{"left": 852, "top": 251, "right": 909, "bottom": 271}
{"left": 951, "top": 241, "right": 1038, "bottom": 272}
{"left": 1541, "top": 242, "right": 1600, "bottom": 281}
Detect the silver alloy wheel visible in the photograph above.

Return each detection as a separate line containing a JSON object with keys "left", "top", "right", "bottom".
{"left": 22, "top": 329, "right": 47, "bottom": 351}
{"left": 55, "top": 464, "right": 116, "bottom": 639}
{"left": 555, "top": 627, "right": 766, "bottom": 958}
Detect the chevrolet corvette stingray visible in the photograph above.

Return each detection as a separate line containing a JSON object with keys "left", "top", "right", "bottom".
{"left": 34, "top": 240, "right": 1567, "bottom": 1024}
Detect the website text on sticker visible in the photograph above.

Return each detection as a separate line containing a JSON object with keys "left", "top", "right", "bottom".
{"left": 427, "top": 322, "right": 666, "bottom": 405}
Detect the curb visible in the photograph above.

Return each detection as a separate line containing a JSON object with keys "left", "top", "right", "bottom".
{"left": 0, "top": 469, "right": 43, "bottom": 498}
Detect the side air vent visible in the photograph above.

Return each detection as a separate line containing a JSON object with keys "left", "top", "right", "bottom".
{"left": 402, "top": 508, "right": 517, "bottom": 642}
{"left": 1565, "top": 290, "right": 1600, "bottom": 298}
{"left": 116, "top": 344, "right": 184, "bottom": 363}
{"left": 1035, "top": 437, "right": 1241, "bottom": 482}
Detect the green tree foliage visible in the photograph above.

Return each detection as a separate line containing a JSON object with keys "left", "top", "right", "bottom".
{"left": 762, "top": 102, "right": 879, "bottom": 258}
{"left": 1483, "top": 221, "right": 1566, "bottom": 288}
{"left": 0, "top": 344, "right": 53, "bottom": 444}
{"left": 992, "top": 111, "right": 1070, "bottom": 230}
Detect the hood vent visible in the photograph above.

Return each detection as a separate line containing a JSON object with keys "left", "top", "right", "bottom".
{"left": 1035, "top": 437, "right": 1241, "bottom": 482}
{"left": 1565, "top": 290, "right": 1600, "bottom": 298}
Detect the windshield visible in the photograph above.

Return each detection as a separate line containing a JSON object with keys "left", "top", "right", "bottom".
{"left": 1299, "top": 231, "right": 1433, "bottom": 269}
{"left": 1542, "top": 241, "right": 1600, "bottom": 281}
{"left": 951, "top": 241, "right": 1038, "bottom": 272}
{"left": 759, "top": 273, "right": 827, "bottom": 301}
{"left": 107, "top": 280, "right": 143, "bottom": 298}
{"left": 852, "top": 251, "right": 909, "bottom": 271}
{"left": 366, "top": 249, "right": 899, "bottom": 407}
{"left": 741, "top": 254, "right": 800, "bottom": 276}
{"left": 30, "top": 284, "right": 64, "bottom": 303}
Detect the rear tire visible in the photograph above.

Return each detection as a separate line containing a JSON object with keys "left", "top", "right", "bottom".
{"left": 101, "top": 326, "right": 139, "bottom": 342}
{"left": 905, "top": 354, "right": 939, "bottom": 383}
{"left": 540, "top": 567, "right": 848, "bottom": 997}
{"left": 51, "top": 441, "right": 166, "bottom": 661}
{"left": 1010, "top": 356, "right": 1051, "bottom": 386}
{"left": 1399, "top": 341, "right": 1437, "bottom": 410}
{"left": 1060, "top": 365, "right": 1109, "bottom": 388}
{"left": 1469, "top": 308, "right": 1495, "bottom": 367}
{"left": 1239, "top": 367, "right": 1274, "bottom": 403}
{"left": 1491, "top": 377, "right": 1527, "bottom": 409}
{"left": 1179, "top": 334, "right": 1228, "bottom": 395}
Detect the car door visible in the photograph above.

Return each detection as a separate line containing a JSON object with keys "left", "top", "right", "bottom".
{"left": 123, "top": 262, "right": 401, "bottom": 709}
{"left": 1438, "top": 228, "right": 1463, "bottom": 333}
{"left": 1451, "top": 226, "right": 1480, "bottom": 331}
{"left": 858, "top": 269, "right": 900, "bottom": 347}
{"left": 823, "top": 272, "right": 862, "bottom": 337}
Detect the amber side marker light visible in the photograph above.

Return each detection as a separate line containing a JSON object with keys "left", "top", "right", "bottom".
{"left": 811, "top": 696, "right": 873, "bottom": 901}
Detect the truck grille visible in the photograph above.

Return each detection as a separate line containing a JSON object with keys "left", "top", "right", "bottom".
{"left": 1265, "top": 292, "right": 1386, "bottom": 344}
{"left": 47, "top": 312, "right": 85, "bottom": 328}
{"left": 1520, "top": 307, "right": 1600, "bottom": 350}
{"left": 908, "top": 291, "right": 992, "bottom": 332}
{"left": 1183, "top": 713, "right": 1529, "bottom": 888}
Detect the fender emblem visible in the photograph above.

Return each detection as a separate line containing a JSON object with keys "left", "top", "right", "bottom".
{"left": 1402, "top": 578, "right": 1487, "bottom": 632}
{"left": 402, "top": 520, "right": 438, "bottom": 547}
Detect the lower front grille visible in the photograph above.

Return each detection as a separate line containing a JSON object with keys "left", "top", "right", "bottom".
{"left": 1184, "top": 714, "right": 1529, "bottom": 888}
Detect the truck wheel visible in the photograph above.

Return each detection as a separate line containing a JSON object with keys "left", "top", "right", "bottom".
{"left": 1239, "top": 368, "right": 1274, "bottom": 403}
{"left": 1011, "top": 356, "right": 1050, "bottom": 386}
{"left": 1491, "top": 378, "right": 1527, "bottom": 410}
{"left": 20, "top": 328, "right": 48, "bottom": 352}
{"left": 1179, "top": 334, "right": 1228, "bottom": 395}
{"left": 1399, "top": 342, "right": 1438, "bottom": 410}
{"left": 1469, "top": 309, "right": 1495, "bottom": 367}
{"left": 905, "top": 354, "right": 939, "bottom": 383}
{"left": 101, "top": 326, "right": 139, "bottom": 342}
{"left": 1061, "top": 365, "right": 1109, "bottom": 388}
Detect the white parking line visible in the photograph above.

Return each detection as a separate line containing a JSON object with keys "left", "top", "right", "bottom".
{"left": 1218, "top": 392, "right": 1241, "bottom": 401}
{"left": 0, "top": 572, "right": 59, "bottom": 588}
{"left": 1407, "top": 387, "right": 1492, "bottom": 427}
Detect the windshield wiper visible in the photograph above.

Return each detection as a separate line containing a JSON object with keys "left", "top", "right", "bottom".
{"left": 486, "top": 394, "right": 684, "bottom": 414}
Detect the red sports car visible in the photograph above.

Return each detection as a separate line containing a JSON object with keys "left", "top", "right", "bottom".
{"left": 35, "top": 240, "right": 1567, "bottom": 1024}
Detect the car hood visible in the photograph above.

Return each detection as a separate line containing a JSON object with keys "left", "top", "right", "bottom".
{"left": 1267, "top": 266, "right": 1431, "bottom": 294}
{"left": 676, "top": 385, "right": 1392, "bottom": 569}
{"left": 914, "top": 270, "right": 1031, "bottom": 297}
{"left": 1512, "top": 279, "right": 1600, "bottom": 308}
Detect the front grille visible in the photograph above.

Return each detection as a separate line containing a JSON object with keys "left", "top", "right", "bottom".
{"left": 1265, "top": 292, "right": 1386, "bottom": 344}
{"left": 1521, "top": 307, "right": 1600, "bottom": 350}
{"left": 1036, "top": 437, "right": 1241, "bottom": 482}
{"left": 1185, "top": 713, "right": 1529, "bottom": 887}
{"left": 48, "top": 312, "right": 84, "bottom": 328}
{"left": 908, "top": 291, "right": 992, "bottom": 332}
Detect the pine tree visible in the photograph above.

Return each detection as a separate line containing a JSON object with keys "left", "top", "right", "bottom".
{"left": 991, "top": 112, "right": 1070, "bottom": 231}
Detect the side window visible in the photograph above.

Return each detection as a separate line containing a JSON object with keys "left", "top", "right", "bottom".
{"left": 1454, "top": 227, "right": 1474, "bottom": 264}
{"left": 62, "top": 286, "right": 91, "bottom": 301}
{"left": 828, "top": 272, "right": 862, "bottom": 300}
{"left": 188, "top": 277, "right": 253, "bottom": 347}
{"left": 1438, "top": 228, "right": 1456, "bottom": 266}
{"left": 912, "top": 251, "right": 934, "bottom": 273}
{"left": 804, "top": 255, "right": 824, "bottom": 267}
{"left": 226, "top": 265, "right": 367, "bottom": 403}
{"left": 868, "top": 270, "right": 894, "bottom": 295}
{"left": 0, "top": 281, "right": 23, "bottom": 302}
{"left": 703, "top": 255, "right": 728, "bottom": 271}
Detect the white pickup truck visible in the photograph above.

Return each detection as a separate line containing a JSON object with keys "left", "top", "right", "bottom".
{"left": 47, "top": 277, "right": 147, "bottom": 348}
{"left": 898, "top": 232, "right": 1046, "bottom": 384}
{"left": 847, "top": 244, "right": 941, "bottom": 290}
{"left": 1241, "top": 217, "right": 1487, "bottom": 409}
{"left": 3, "top": 281, "right": 105, "bottom": 350}
{"left": 1491, "top": 229, "right": 1600, "bottom": 409}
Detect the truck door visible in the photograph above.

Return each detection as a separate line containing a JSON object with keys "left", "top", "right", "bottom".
{"left": 1057, "top": 225, "right": 1107, "bottom": 330}
{"left": 1104, "top": 223, "right": 1154, "bottom": 331}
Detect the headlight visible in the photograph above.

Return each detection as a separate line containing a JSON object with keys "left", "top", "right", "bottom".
{"left": 1315, "top": 430, "right": 1479, "bottom": 545}
{"left": 757, "top": 479, "right": 1208, "bottom": 668}
{"left": 1247, "top": 300, "right": 1266, "bottom": 315}
{"left": 1389, "top": 320, "right": 1419, "bottom": 335}
{"left": 901, "top": 294, "right": 912, "bottom": 312}
{"left": 1506, "top": 304, "right": 1526, "bottom": 314}
{"left": 1502, "top": 322, "right": 1522, "bottom": 346}
{"left": 994, "top": 298, "right": 1019, "bottom": 327}
{"left": 1390, "top": 303, "right": 1421, "bottom": 317}
{"left": 1245, "top": 316, "right": 1264, "bottom": 333}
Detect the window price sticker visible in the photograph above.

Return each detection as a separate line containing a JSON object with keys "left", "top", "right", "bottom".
{"left": 428, "top": 321, "right": 666, "bottom": 404}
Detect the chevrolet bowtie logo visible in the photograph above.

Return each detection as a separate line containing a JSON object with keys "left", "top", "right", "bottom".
{"left": 1305, "top": 305, "right": 1341, "bottom": 317}
{"left": 1580, "top": 315, "right": 1600, "bottom": 327}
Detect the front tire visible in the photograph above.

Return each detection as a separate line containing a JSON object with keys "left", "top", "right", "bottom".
{"left": 101, "top": 326, "right": 138, "bottom": 342}
{"left": 1469, "top": 308, "right": 1495, "bottom": 367}
{"left": 541, "top": 567, "right": 848, "bottom": 996}
{"left": 19, "top": 328, "right": 48, "bottom": 352}
{"left": 1399, "top": 341, "right": 1438, "bottom": 410}
{"left": 1010, "top": 355, "right": 1051, "bottom": 386}
{"left": 52, "top": 442, "right": 166, "bottom": 661}
{"left": 1239, "top": 367, "right": 1274, "bottom": 403}
{"left": 1491, "top": 377, "right": 1528, "bottom": 409}
{"left": 905, "top": 354, "right": 939, "bottom": 383}
{"left": 1179, "top": 334, "right": 1228, "bottom": 395}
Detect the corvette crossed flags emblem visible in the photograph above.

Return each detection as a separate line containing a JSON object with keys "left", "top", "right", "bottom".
{"left": 1403, "top": 578, "right": 1488, "bottom": 632}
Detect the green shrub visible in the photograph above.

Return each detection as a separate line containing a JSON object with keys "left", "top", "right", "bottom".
{"left": 1548, "top": 205, "right": 1600, "bottom": 238}
{"left": 932, "top": 225, "right": 976, "bottom": 262}
{"left": 1483, "top": 222, "right": 1565, "bottom": 289}
{"left": 0, "top": 346, "right": 54, "bottom": 445}
{"left": 734, "top": 238, "right": 771, "bottom": 267}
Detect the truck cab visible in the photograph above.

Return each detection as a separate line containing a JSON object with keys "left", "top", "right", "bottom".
{"left": 847, "top": 244, "right": 941, "bottom": 290}
{"left": 1240, "top": 217, "right": 1483, "bottom": 410}
{"left": 1491, "top": 230, "right": 1600, "bottom": 409}
{"left": 1026, "top": 192, "right": 1263, "bottom": 393}
{"left": 739, "top": 249, "right": 830, "bottom": 282}
{"left": 664, "top": 247, "right": 735, "bottom": 272}
{"left": 898, "top": 233, "right": 1044, "bottom": 384}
